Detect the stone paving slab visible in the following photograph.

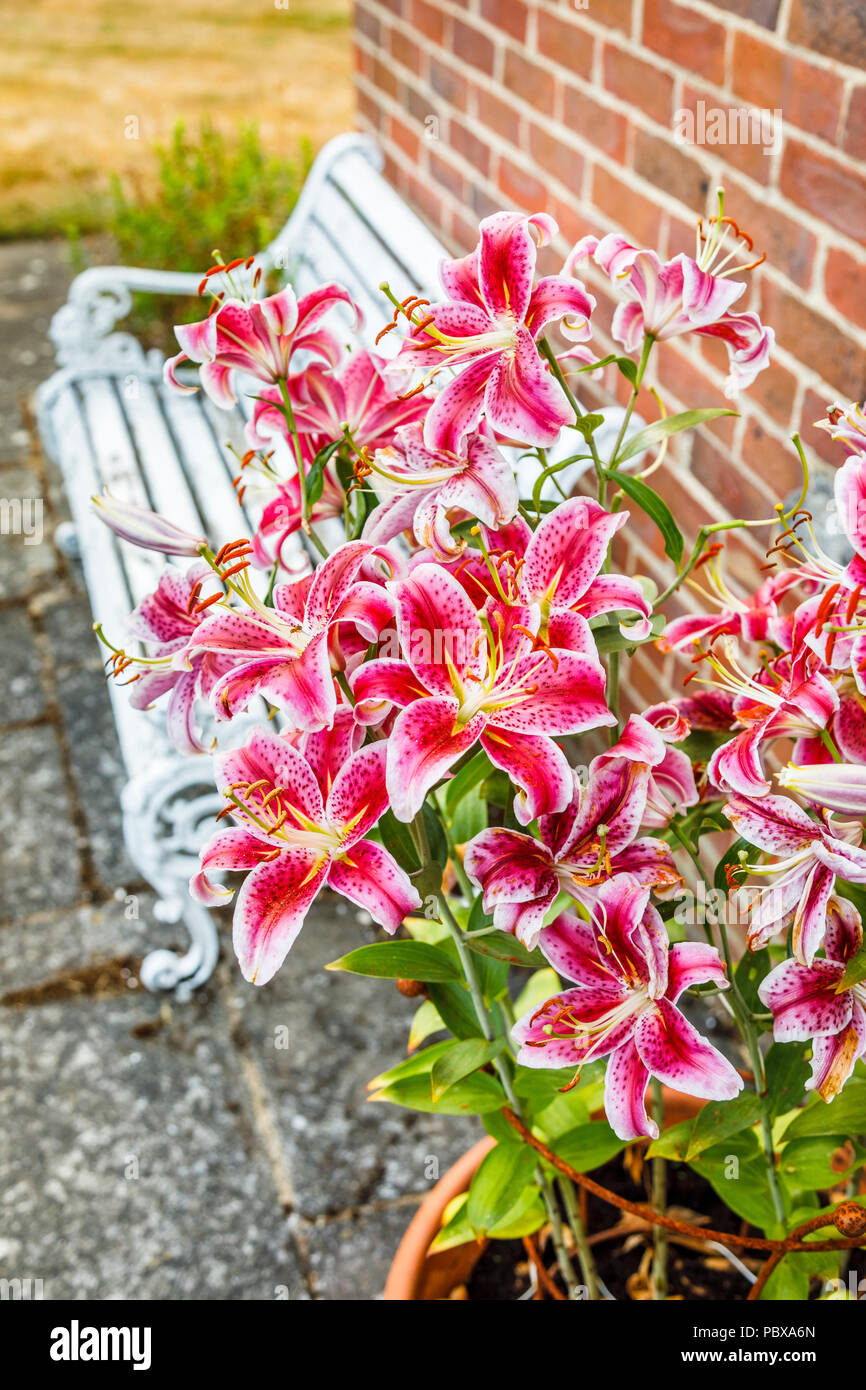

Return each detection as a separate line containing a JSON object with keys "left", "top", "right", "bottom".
{"left": 0, "top": 893, "right": 175, "bottom": 997}
{"left": 0, "top": 992, "right": 309, "bottom": 1300}
{"left": 0, "top": 606, "right": 45, "bottom": 721}
{"left": 57, "top": 665, "right": 138, "bottom": 892}
{"left": 231, "top": 898, "right": 480, "bottom": 1219}
{"left": 0, "top": 724, "right": 82, "bottom": 917}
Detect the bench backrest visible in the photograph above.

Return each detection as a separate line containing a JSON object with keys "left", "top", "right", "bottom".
{"left": 261, "top": 133, "right": 449, "bottom": 345}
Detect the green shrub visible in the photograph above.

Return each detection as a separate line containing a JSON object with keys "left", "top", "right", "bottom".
{"left": 94, "top": 119, "right": 312, "bottom": 350}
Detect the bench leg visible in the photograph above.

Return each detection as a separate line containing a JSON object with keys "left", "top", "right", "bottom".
{"left": 138, "top": 896, "right": 220, "bottom": 1003}
{"left": 121, "top": 758, "right": 224, "bottom": 1000}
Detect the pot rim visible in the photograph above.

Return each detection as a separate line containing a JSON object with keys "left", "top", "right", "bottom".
{"left": 382, "top": 1135, "right": 495, "bottom": 1300}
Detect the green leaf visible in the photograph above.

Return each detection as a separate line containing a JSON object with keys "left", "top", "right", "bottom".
{"left": 467, "top": 1142, "right": 537, "bottom": 1236}
{"left": 426, "top": 981, "right": 484, "bottom": 1039}
{"left": 765, "top": 1042, "right": 810, "bottom": 1119}
{"left": 683, "top": 1091, "right": 763, "bottom": 1161}
{"left": 408, "top": 998, "right": 445, "bottom": 1050}
{"left": 450, "top": 784, "right": 488, "bottom": 845}
{"left": 591, "top": 611, "right": 665, "bottom": 653}
{"left": 430, "top": 1038, "right": 505, "bottom": 1100}
{"left": 615, "top": 408, "right": 737, "bottom": 464}
{"left": 553, "top": 1121, "right": 628, "bottom": 1173}
{"left": 781, "top": 1080, "right": 866, "bottom": 1140}
{"left": 305, "top": 439, "right": 340, "bottom": 508}
{"left": 513, "top": 968, "right": 560, "bottom": 1019}
{"left": 604, "top": 468, "right": 683, "bottom": 565}
{"left": 464, "top": 928, "right": 545, "bottom": 971}
{"left": 443, "top": 750, "right": 495, "bottom": 822}
{"left": 760, "top": 1257, "right": 810, "bottom": 1301}
{"left": 421, "top": 803, "right": 448, "bottom": 867}
{"left": 615, "top": 356, "right": 639, "bottom": 386}
{"left": 325, "top": 941, "right": 459, "bottom": 982}
{"left": 374, "top": 809, "right": 420, "bottom": 874}
{"left": 779, "top": 1136, "right": 860, "bottom": 1191}
{"left": 368, "top": 1041, "right": 456, "bottom": 1092}
{"left": 430, "top": 1185, "right": 545, "bottom": 1252}
{"left": 371, "top": 1070, "right": 505, "bottom": 1115}
{"left": 838, "top": 942, "right": 866, "bottom": 993}
{"left": 532, "top": 1089, "right": 591, "bottom": 1140}
{"left": 571, "top": 412, "right": 605, "bottom": 442}
{"left": 690, "top": 1137, "right": 782, "bottom": 1234}
{"left": 647, "top": 1119, "right": 693, "bottom": 1161}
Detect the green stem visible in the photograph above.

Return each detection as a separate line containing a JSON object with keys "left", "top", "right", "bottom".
{"left": 819, "top": 728, "right": 843, "bottom": 763}
{"left": 608, "top": 333, "right": 654, "bottom": 469}
{"left": 419, "top": 813, "right": 587, "bottom": 1299}
{"left": 537, "top": 337, "right": 606, "bottom": 497}
{"left": 558, "top": 1175, "right": 600, "bottom": 1301}
{"left": 437, "top": 892, "right": 584, "bottom": 1297}
{"left": 277, "top": 378, "right": 328, "bottom": 560}
{"left": 716, "top": 918, "right": 787, "bottom": 1227}
{"left": 655, "top": 518, "right": 755, "bottom": 607}
{"left": 651, "top": 1077, "right": 668, "bottom": 1301}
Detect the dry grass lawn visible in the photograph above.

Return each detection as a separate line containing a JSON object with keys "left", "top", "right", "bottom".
{"left": 1, "top": 0, "right": 354, "bottom": 237}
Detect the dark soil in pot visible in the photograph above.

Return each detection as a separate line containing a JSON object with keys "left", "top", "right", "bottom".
{"left": 465, "top": 1155, "right": 761, "bottom": 1301}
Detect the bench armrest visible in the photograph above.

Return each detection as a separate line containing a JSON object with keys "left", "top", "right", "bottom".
{"left": 49, "top": 264, "right": 205, "bottom": 368}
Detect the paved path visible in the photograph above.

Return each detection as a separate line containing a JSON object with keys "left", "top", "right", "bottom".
{"left": 0, "top": 241, "right": 478, "bottom": 1299}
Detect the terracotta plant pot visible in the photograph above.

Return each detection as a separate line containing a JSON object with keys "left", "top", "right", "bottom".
{"left": 383, "top": 1136, "right": 495, "bottom": 1300}
{"left": 384, "top": 1089, "right": 706, "bottom": 1300}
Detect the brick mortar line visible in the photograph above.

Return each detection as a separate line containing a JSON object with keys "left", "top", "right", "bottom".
{"left": 356, "top": 16, "right": 866, "bottom": 266}
{"left": 359, "top": 0, "right": 866, "bottom": 138}
{"left": 357, "top": 32, "right": 866, "bottom": 298}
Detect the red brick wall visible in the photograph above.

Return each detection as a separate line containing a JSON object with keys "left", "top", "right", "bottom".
{"left": 353, "top": 0, "right": 866, "bottom": 708}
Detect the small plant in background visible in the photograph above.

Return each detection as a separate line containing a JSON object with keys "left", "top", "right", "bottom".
{"left": 70, "top": 120, "right": 312, "bottom": 349}
{"left": 92, "top": 196, "right": 866, "bottom": 1301}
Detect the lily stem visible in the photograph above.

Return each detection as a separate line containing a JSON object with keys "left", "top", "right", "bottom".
{"left": 421, "top": 814, "right": 588, "bottom": 1300}
{"left": 716, "top": 918, "right": 787, "bottom": 1227}
{"left": 608, "top": 332, "right": 654, "bottom": 470}
{"left": 558, "top": 1175, "right": 600, "bottom": 1300}
{"left": 277, "top": 378, "right": 328, "bottom": 560}
{"left": 537, "top": 337, "right": 606, "bottom": 497}
{"left": 651, "top": 1077, "right": 668, "bottom": 1300}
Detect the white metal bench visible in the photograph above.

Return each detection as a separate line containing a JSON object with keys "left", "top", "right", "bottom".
{"left": 34, "top": 132, "right": 640, "bottom": 998}
{"left": 34, "top": 133, "right": 451, "bottom": 999}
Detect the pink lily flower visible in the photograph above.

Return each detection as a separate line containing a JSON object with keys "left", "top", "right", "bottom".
{"left": 92, "top": 492, "right": 207, "bottom": 556}
{"left": 464, "top": 715, "right": 683, "bottom": 947}
{"left": 251, "top": 467, "right": 346, "bottom": 570}
{"left": 445, "top": 499, "right": 652, "bottom": 645}
{"left": 569, "top": 214, "right": 773, "bottom": 398}
{"left": 191, "top": 541, "right": 396, "bottom": 730}
{"left": 126, "top": 562, "right": 231, "bottom": 755}
{"left": 658, "top": 562, "right": 801, "bottom": 655}
{"left": 352, "top": 563, "right": 614, "bottom": 824}
{"left": 248, "top": 348, "right": 432, "bottom": 454}
{"left": 512, "top": 880, "right": 742, "bottom": 1140}
{"left": 362, "top": 423, "right": 519, "bottom": 559}
{"left": 192, "top": 728, "right": 420, "bottom": 985}
{"left": 390, "top": 210, "right": 595, "bottom": 453}
{"left": 723, "top": 792, "right": 866, "bottom": 964}
{"left": 831, "top": 450, "right": 866, "bottom": 587}
{"left": 704, "top": 637, "right": 838, "bottom": 798}
{"left": 759, "top": 896, "right": 866, "bottom": 1102}
{"left": 165, "top": 272, "right": 359, "bottom": 408}
{"left": 777, "top": 759, "right": 866, "bottom": 816}
{"left": 815, "top": 400, "right": 866, "bottom": 460}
